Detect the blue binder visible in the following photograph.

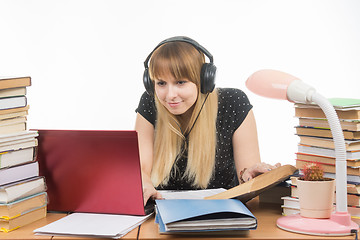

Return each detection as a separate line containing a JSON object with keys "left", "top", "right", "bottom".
{"left": 155, "top": 199, "right": 257, "bottom": 233}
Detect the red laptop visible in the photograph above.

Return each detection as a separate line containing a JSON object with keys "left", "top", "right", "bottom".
{"left": 35, "top": 130, "right": 152, "bottom": 216}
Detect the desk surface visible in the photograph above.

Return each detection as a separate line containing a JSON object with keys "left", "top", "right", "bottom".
{"left": 1, "top": 198, "right": 356, "bottom": 240}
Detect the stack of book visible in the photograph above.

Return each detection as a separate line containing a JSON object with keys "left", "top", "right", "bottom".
{"left": 281, "top": 177, "right": 300, "bottom": 216}
{"left": 281, "top": 98, "right": 360, "bottom": 223}
{"left": 294, "top": 98, "right": 360, "bottom": 181}
{"left": 0, "top": 76, "right": 47, "bottom": 233}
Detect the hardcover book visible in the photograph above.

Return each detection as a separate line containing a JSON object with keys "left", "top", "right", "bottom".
{"left": 205, "top": 164, "right": 297, "bottom": 202}
{"left": 0, "top": 176, "right": 46, "bottom": 204}
{"left": 295, "top": 105, "right": 360, "bottom": 120}
{"left": 0, "top": 161, "right": 39, "bottom": 186}
{"left": 0, "top": 192, "right": 47, "bottom": 220}
{"left": 0, "top": 205, "right": 46, "bottom": 232}
{"left": 0, "top": 96, "right": 27, "bottom": 110}
{"left": 0, "top": 77, "right": 31, "bottom": 90}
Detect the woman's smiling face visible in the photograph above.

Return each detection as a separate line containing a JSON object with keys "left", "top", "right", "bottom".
{"left": 154, "top": 72, "right": 198, "bottom": 116}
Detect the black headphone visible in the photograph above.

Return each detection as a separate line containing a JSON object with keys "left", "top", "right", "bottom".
{"left": 143, "top": 36, "right": 217, "bottom": 96}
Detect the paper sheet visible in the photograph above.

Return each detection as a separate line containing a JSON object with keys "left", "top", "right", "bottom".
{"left": 34, "top": 212, "right": 152, "bottom": 239}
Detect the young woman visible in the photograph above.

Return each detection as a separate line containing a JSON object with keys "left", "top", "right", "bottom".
{"left": 135, "top": 36, "right": 280, "bottom": 204}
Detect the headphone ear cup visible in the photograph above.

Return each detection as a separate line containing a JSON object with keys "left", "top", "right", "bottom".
{"left": 200, "top": 63, "right": 217, "bottom": 94}
{"left": 143, "top": 68, "right": 154, "bottom": 96}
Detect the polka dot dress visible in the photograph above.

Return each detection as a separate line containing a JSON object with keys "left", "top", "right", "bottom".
{"left": 135, "top": 88, "right": 253, "bottom": 190}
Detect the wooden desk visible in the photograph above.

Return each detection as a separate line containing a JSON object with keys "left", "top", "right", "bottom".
{"left": 1, "top": 199, "right": 356, "bottom": 240}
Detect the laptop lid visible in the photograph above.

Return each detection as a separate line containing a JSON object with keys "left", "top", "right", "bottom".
{"left": 35, "top": 129, "right": 148, "bottom": 216}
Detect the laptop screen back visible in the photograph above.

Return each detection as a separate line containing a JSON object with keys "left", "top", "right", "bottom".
{"left": 36, "top": 130, "right": 146, "bottom": 215}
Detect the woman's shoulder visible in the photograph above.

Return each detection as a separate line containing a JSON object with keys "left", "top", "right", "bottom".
{"left": 135, "top": 91, "right": 157, "bottom": 125}
{"left": 137, "top": 91, "right": 156, "bottom": 108}
{"left": 216, "top": 88, "right": 252, "bottom": 130}
{"left": 217, "top": 87, "right": 249, "bottom": 101}
{"left": 216, "top": 87, "right": 252, "bottom": 114}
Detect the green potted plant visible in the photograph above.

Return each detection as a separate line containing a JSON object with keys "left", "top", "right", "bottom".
{"left": 297, "top": 162, "right": 335, "bottom": 218}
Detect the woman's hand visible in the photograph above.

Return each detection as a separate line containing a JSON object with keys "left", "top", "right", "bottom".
{"left": 142, "top": 179, "right": 163, "bottom": 205}
{"left": 241, "top": 162, "right": 281, "bottom": 183}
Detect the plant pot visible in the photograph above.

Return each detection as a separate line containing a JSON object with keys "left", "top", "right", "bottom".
{"left": 297, "top": 178, "right": 335, "bottom": 219}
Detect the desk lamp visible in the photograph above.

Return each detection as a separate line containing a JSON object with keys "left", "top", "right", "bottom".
{"left": 246, "top": 69, "right": 358, "bottom": 236}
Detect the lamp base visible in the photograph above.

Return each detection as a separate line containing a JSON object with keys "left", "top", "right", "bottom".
{"left": 277, "top": 213, "right": 358, "bottom": 236}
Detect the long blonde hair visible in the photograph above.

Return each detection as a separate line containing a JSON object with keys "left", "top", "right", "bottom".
{"left": 149, "top": 41, "right": 218, "bottom": 188}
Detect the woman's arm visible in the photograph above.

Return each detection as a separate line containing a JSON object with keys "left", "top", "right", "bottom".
{"left": 232, "top": 109, "right": 280, "bottom": 183}
{"left": 135, "top": 113, "right": 162, "bottom": 204}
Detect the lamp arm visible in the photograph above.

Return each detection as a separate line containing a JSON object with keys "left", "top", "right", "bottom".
{"left": 310, "top": 92, "right": 348, "bottom": 213}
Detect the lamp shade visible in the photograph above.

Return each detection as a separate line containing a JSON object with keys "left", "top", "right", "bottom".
{"left": 246, "top": 69, "right": 315, "bottom": 103}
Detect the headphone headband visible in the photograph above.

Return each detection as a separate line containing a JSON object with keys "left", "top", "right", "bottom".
{"left": 143, "top": 36, "right": 216, "bottom": 96}
{"left": 143, "top": 36, "right": 213, "bottom": 69}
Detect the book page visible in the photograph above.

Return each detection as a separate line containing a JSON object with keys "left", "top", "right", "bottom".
{"left": 158, "top": 188, "right": 226, "bottom": 199}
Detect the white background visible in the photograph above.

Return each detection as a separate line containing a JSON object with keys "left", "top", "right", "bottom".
{"left": 1, "top": 0, "right": 359, "bottom": 166}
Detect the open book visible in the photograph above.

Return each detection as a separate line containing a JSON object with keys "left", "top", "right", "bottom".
{"left": 205, "top": 164, "right": 297, "bottom": 201}
{"left": 158, "top": 165, "right": 297, "bottom": 202}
